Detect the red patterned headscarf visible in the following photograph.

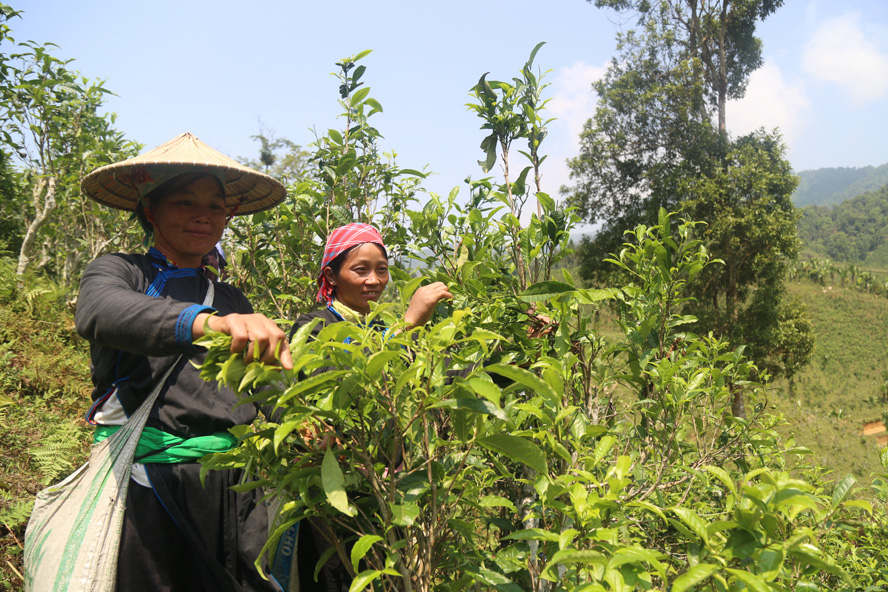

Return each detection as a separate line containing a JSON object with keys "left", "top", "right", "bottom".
{"left": 317, "top": 223, "right": 386, "bottom": 304}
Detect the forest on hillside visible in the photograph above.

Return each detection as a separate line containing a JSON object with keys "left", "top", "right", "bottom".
{"left": 798, "top": 182, "right": 888, "bottom": 265}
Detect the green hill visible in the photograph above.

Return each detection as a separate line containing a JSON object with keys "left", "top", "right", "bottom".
{"left": 797, "top": 181, "right": 888, "bottom": 264}
{"left": 773, "top": 280, "right": 888, "bottom": 482}
{"left": 793, "top": 163, "right": 888, "bottom": 207}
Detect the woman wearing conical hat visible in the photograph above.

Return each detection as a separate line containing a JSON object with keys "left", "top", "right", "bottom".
{"left": 74, "top": 133, "right": 291, "bottom": 591}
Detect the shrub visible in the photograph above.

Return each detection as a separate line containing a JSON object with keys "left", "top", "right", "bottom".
{"left": 200, "top": 210, "right": 888, "bottom": 590}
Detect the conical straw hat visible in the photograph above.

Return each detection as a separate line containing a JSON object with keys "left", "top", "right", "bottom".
{"left": 81, "top": 132, "right": 286, "bottom": 215}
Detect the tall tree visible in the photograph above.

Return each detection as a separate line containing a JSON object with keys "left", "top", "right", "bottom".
{"left": 682, "top": 129, "right": 810, "bottom": 383}
{"left": 566, "top": 0, "right": 784, "bottom": 263}
{"left": 0, "top": 39, "right": 139, "bottom": 281}
{"left": 564, "top": 0, "right": 811, "bottom": 386}
{"left": 594, "top": 0, "right": 783, "bottom": 132}
{"left": 0, "top": 3, "right": 20, "bottom": 99}
{"left": 0, "top": 4, "right": 24, "bottom": 256}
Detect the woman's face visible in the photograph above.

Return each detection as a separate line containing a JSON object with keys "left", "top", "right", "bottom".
{"left": 325, "top": 243, "right": 389, "bottom": 314}
{"left": 149, "top": 175, "right": 227, "bottom": 268}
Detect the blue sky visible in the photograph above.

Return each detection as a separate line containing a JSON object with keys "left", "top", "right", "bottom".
{"left": 8, "top": 0, "right": 888, "bottom": 208}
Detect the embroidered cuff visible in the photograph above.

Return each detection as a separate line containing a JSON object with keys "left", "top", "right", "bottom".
{"left": 176, "top": 304, "right": 216, "bottom": 352}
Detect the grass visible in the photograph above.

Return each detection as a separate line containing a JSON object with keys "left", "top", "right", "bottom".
{"left": 770, "top": 280, "right": 888, "bottom": 484}
{"left": 0, "top": 294, "right": 92, "bottom": 590}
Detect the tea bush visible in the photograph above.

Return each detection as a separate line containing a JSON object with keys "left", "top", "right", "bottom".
{"left": 196, "top": 47, "right": 888, "bottom": 592}
{"left": 199, "top": 211, "right": 888, "bottom": 591}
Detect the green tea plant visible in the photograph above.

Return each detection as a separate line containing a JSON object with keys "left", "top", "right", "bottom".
{"left": 200, "top": 302, "right": 528, "bottom": 590}
{"left": 465, "top": 41, "right": 565, "bottom": 291}
{"left": 199, "top": 210, "right": 876, "bottom": 590}
{"left": 197, "top": 46, "right": 888, "bottom": 591}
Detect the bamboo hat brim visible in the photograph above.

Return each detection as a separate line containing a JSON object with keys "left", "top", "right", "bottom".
{"left": 81, "top": 132, "right": 286, "bottom": 215}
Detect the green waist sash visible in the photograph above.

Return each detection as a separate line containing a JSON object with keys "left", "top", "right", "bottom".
{"left": 93, "top": 425, "right": 238, "bottom": 464}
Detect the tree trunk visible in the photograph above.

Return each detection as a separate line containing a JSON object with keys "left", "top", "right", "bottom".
{"left": 689, "top": 0, "right": 709, "bottom": 123}
{"left": 731, "top": 388, "right": 746, "bottom": 419}
{"left": 16, "top": 177, "right": 57, "bottom": 277}
{"left": 517, "top": 475, "right": 547, "bottom": 591}
{"left": 717, "top": 0, "right": 729, "bottom": 133}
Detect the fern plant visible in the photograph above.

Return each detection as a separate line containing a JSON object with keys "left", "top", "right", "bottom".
{"left": 0, "top": 496, "right": 33, "bottom": 532}
{"left": 29, "top": 421, "right": 83, "bottom": 485}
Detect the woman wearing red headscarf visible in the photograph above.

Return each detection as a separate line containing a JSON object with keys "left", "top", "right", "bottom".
{"left": 291, "top": 223, "right": 451, "bottom": 338}
{"left": 287, "top": 223, "right": 451, "bottom": 590}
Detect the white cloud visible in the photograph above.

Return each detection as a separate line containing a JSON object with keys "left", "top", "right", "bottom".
{"left": 803, "top": 12, "right": 888, "bottom": 104}
{"left": 534, "top": 61, "right": 605, "bottom": 200}
{"left": 547, "top": 61, "right": 605, "bottom": 155}
{"left": 727, "top": 62, "right": 809, "bottom": 147}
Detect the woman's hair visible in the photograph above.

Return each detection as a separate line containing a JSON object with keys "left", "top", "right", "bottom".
{"left": 324, "top": 242, "right": 388, "bottom": 282}
{"left": 134, "top": 172, "right": 226, "bottom": 243}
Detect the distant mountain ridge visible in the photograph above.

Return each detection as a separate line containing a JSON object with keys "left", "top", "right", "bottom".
{"left": 792, "top": 163, "right": 888, "bottom": 207}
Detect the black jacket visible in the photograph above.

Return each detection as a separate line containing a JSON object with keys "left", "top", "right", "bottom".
{"left": 75, "top": 251, "right": 259, "bottom": 437}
